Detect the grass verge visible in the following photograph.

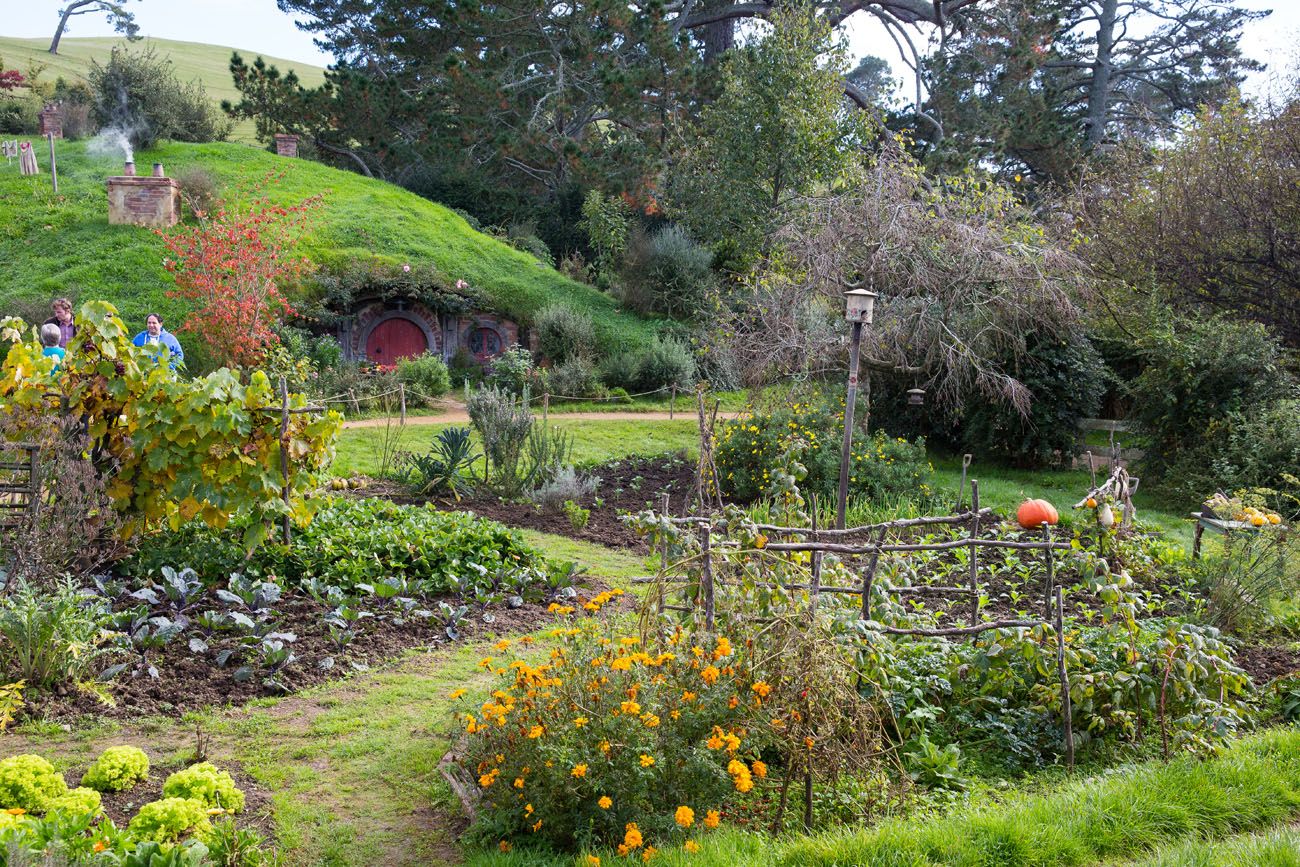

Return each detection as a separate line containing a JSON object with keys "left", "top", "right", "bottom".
{"left": 1125, "top": 827, "right": 1300, "bottom": 866}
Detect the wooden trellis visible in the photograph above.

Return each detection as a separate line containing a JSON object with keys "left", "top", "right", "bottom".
{"left": 637, "top": 479, "right": 1078, "bottom": 767}
{"left": 0, "top": 443, "right": 41, "bottom": 531}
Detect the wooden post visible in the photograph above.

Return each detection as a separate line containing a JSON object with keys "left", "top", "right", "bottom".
{"left": 803, "top": 762, "right": 814, "bottom": 832}
{"left": 348, "top": 388, "right": 360, "bottom": 416}
{"left": 1056, "top": 585, "right": 1074, "bottom": 771}
{"left": 542, "top": 392, "right": 550, "bottom": 423}
{"left": 836, "top": 319, "right": 864, "bottom": 529}
{"left": 278, "top": 378, "right": 292, "bottom": 546}
{"left": 658, "top": 493, "right": 670, "bottom": 639}
{"left": 957, "top": 454, "right": 971, "bottom": 511}
{"left": 1043, "top": 523, "right": 1055, "bottom": 621}
{"left": 968, "top": 480, "right": 981, "bottom": 625}
{"left": 670, "top": 384, "right": 676, "bottom": 419}
{"left": 27, "top": 445, "right": 41, "bottom": 523}
{"left": 399, "top": 383, "right": 407, "bottom": 425}
{"left": 701, "top": 522, "right": 715, "bottom": 632}
{"left": 808, "top": 496, "right": 822, "bottom": 624}
{"left": 47, "top": 133, "right": 58, "bottom": 194}
{"left": 860, "top": 526, "right": 885, "bottom": 622}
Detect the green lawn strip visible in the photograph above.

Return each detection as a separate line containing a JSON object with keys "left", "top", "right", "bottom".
{"left": 519, "top": 529, "right": 649, "bottom": 591}
{"left": 332, "top": 419, "right": 699, "bottom": 478}
{"left": 1121, "top": 826, "right": 1300, "bottom": 866}
{"left": 465, "top": 727, "right": 1300, "bottom": 867}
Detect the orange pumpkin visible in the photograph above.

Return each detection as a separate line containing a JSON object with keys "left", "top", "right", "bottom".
{"left": 1016, "top": 498, "right": 1059, "bottom": 529}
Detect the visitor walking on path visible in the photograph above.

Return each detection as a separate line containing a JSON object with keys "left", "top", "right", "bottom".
{"left": 132, "top": 313, "right": 184, "bottom": 369}
{"left": 42, "top": 298, "right": 77, "bottom": 349}
{"left": 40, "top": 324, "right": 66, "bottom": 373}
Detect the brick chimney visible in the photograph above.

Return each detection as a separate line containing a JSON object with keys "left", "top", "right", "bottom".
{"left": 38, "top": 103, "right": 63, "bottom": 139}
{"left": 107, "top": 162, "right": 181, "bottom": 228}
{"left": 274, "top": 134, "right": 300, "bottom": 158}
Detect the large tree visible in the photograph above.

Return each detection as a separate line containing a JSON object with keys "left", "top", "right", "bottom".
{"left": 50, "top": 1, "right": 141, "bottom": 55}
{"left": 922, "top": 0, "right": 1267, "bottom": 182}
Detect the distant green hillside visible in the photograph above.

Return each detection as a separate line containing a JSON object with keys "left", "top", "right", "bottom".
{"left": 0, "top": 139, "right": 657, "bottom": 360}
{"left": 0, "top": 35, "right": 326, "bottom": 143}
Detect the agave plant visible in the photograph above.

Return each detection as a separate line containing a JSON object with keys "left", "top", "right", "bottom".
{"left": 403, "top": 426, "right": 480, "bottom": 499}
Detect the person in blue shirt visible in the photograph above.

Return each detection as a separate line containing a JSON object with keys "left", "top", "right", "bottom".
{"left": 40, "top": 323, "right": 66, "bottom": 372}
{"left": 132, "top": 313, "right": 184, "bottom": 369}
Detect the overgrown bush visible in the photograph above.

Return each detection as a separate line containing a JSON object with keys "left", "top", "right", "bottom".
{"left": 715, "top": 400, "right": 931, "bottom": 502}
{"left": 1204, "top": 401, "right": 1300, "bottom": 515}
{"left": 88, "top": 47, "right": 231, "bottom": 148}
{"left": 81, "top": 746, "right": 150, "bottom": 793}
{"left": 620, "top": 225, "right": 716, "bottom": 319}
{"left": 162, "top": 763, "right": 245, "bottom": 813}
{"left": 173, "top": 166, "right": 223, "bottom": 218}
{"left": 127, "top": 797, "right": 212, "bottom": 844}
{"left": 395, "top": 352, "right": 451, "bottom": 404}
{"left": 601, "top": 337, "right": 697, "bottom": 395}
{"left": 486, "top": 346, "right": 540, "bottom": 395}
{"left": 535, "top": 306, "right": 597, "bottom": 364}
{"left": 0, "top": 755, "right": 68, "bottom": 813}
{"left": 546, "top": 357, "right": 603, "bottom": 399}
{"left": 957, "top": 332, "right": 1106, "bottom": 467}
{"left": 0, "top": 580, "right": 117, "bottom": 692}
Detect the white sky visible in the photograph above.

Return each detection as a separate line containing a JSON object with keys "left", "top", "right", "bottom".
{"left": 2, "top": 0, "right": 1296, "bottom": 96}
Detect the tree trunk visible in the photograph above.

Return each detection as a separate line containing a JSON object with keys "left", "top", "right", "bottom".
{"left": 1084, "top": 0, "right": 1118, "bottom": 150}
{"left": 699, "top": 3, "right": 735, "bottom": 64}
{"left": 49, "top": 1, "right": 91, "bottom": 55}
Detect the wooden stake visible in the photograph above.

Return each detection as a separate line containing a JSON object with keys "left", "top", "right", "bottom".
{"left": 968, "top": 480, "right": 981, "bottom": 626}
{"left": 1056, "top": 585, "right": 1074, "bottom": 771}
{"left": 1043, "top": 523, "right": 1055, "bottom": 620}
{"left": 701, "top": 522, "right": 715, "bottom": 632}
{"left": 348, "top": 388, "right": 360, "bottom": 416}
{"left": 47, "top": 133, "right": 58, "bottom": 193}
{"left": 670, "top": 384, "right": 676, "bottom": 419}
{"left": 278, "top": 378, "right": 292, "bottom": 546}
{"left": 399, "top": 383, "right": 407, "bottom": 424}
{"left": 809, "top": 495, "right": 822, "bottom": 624}
{"left": 860, "top": 526, "right": 885, "bottom": 622}
{"left": 658, "top": 493, "right": 669, "bottom": 641}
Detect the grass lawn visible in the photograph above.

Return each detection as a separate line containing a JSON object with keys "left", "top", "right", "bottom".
{"left": 0, "top": 35, "right": 326, "bottom": 144}
{"left": 331, "top": 419, "right": 700, "bottom": 478}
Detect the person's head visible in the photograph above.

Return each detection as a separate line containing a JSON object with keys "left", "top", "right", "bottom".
{"left": 40, "top": 323, "right": 61, "bottom": 348}
{"left": 145, "top": 314, "right": 162, "bottom": 337}
{"left": 51, "top": 298, "right": 72, "bottom": 324}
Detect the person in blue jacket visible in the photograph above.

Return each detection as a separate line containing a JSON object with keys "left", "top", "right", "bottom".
{"left": 132, "top": 313, "right": 184, "bottom": 369}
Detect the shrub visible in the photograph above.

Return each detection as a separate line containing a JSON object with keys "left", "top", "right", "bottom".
{"left": 715, "top": 400, "right": 931, "bottom": 503}
{"left": 601, "top": 338, "right": 698, "bottom": 395}
{"left": 88, "top": 47, "right": 231, "bottom": 148}
{"left": 127, "top": 797, "right": 212, "bottom": 844}
{"left": 0, "top": 755, "right": 68, "bottom": 813}
{"left": 546, "top": 357, "right": 603, "bottom": 399}
{"left": 1205, "top": 400, "right": 1300, "bottom": 514}
{"left": 162, "top": 763, "right": 245, "bottom": 813}
{"left": 958, "top": 332, "right": 1106, "bottom": 467}
{"left": 173, "top": 166, "right": 223, "bottom": 218}
{"left": 530, "top": 467, "right": 600, "bottom": 512}
{"left": 486, "top": 345, "right": 540, "bottom": 395}
{"left": 0, "top": 579, "right": 116, "bottom": 691}
{"left": 81, "top": 746, "right": 150, "bottom": 793}
{"left": 535, "top": 306, "right": 597, "bottom": 364}
{"left": 599, "top": 351, "right": 642, "bottom": 392}
{"left": 395, "top": 352, "right": 451, "bottom": 404}
{"left": 401, "top": 426, "right": 479, "bottom": 498}
{"left": 620, "top": 225, "right": 716, "bottom": 319}
{"left": 563, "top": 500, "right": 591, "bottom": 530}
{"left": 46, "top": 787, "right": 102, "bottom": 819}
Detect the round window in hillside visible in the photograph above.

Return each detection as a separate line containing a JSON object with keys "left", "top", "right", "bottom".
{"left": 468, "top": 326, "right": 503, "bottom": 360}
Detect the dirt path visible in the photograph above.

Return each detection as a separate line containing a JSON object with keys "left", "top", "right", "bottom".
{"left": 342, "top": 409, "right": 729, "bottom": 428}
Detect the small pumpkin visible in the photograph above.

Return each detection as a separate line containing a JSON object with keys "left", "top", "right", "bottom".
{"left": 1016, "top": 499, "right": 1059, "bottom": 529}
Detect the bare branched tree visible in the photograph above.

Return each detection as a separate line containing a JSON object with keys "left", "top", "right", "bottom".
{"left": 719, "top": 145, "right": 1090, "bottom": 417}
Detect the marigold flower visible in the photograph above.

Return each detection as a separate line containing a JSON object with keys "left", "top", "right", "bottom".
{"left": 701, "top": 665, "right": 720, "bottom": 685}
{"left": 513, "top": 777, "right": 525, "bottom": 789}
{"left": 586, "top": 857, "right": 601, "bottom": 866}
{"left": 449, "top": 689, "right": 466, "bottom": 699}
{"left": 611, "top": 657, "right": 633, "bottom": 671}
{"left": 703, "top": 810, "right": 721, "bottom": 829}
{"left": 624, "top": 823, "right": 644, "bottom": 849}
{"left": 735, "top": 775, "right": 754, "bottom": 793}
{"left": 532, "top": 819, "right": 543, "bottom": 832}
{"left": 804, "top": 736, "right": 816, "bottom": 750}
{"left": 728, "top": 695, "right": 739, "bottom": 709}
{"left": 751, "top": 760, "right": 768, "bottom": 779}
{"left": 598, "top": 795, "right": 613, "bottom": 810}
{"left": 670, "top": 709, "right": 681, "bottom": 720}
{"left": 751, "top": 681, "right": 772, "bottom": 698}
{"left": 5, "top": 808, "right": 26, "bottom": 816}
{"left": 617, "top": 845, "right": 630, "bottom": 857}
{"left": 574, "top": 716, "right": 589, "bottom": 727}
{"left": 495, "top": 639, "right": 512, "bottom": 651}
{"left": 675, "top": 805, "right": 695, "bottom": 828}
{"left": 642, "top": 846, "right": 657, "bottom": 861}
{"left": 525, "top": 803, "right": 534, "bottom": 816}
{"left": 639, "top": 754, "right": 656, "bottom": 767}
{"left": 499, "top": 840, "right": 512, "bottom": 852}
{"left": 642, "top": 713, "right": 660, "bottom": 727}
{"left": 479, "top": 657, "right": 493, "bottom": 669}
{"left": 92, "top": 841, "right": 107, "bottom": 853}
{"left": 599, "top": 740, "right": 612, "bottom": 755}
{"left": 572, "top": 763, "right": 588, "bottom": 778}
{"left": 528, "top": 725, "right": 545, "bottom": 739}
{"left": 621, "top": 700, "right": 642, "bottom": 715}
{"left": 684, "top": 839, "right": 700, "bottom": 853}
{"left": 682, "top": 691, "right": 697, "bottom": 702}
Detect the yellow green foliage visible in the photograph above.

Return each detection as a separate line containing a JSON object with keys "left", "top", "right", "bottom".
{"left": 46, "top": 787, "right": 102, "bottom": 819}
{"left": 0, "top": 755, "right": 68, "bottom": 813}
{"left": 81, "top": 746, "right": 150, "bottom": 793}
{"left": 162, "top": 763, "right": 245, "bottom": 813}
{"left": 127, "top": 797, "right": 213, "bottom": 844}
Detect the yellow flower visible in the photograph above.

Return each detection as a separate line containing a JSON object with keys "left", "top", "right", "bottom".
{"left": 642, "top": 846, "right": 657, "bottom": 862}
{"left": 621, "top": 700, "right": 642, "bottom": 715}
{"left": 682, "top": 691, "right": 697, "bottom": 702}
{"left": 4, "top": 808, "right": 26, "bottom": 816}
{"left": 498, "top": 840, "right": 512, "bottom": 853}
{"left": 513, "top": 777, "right": 525, "bottom": 789}
{"left": 478, "top": 769, "right": 499, "bottom": 787}
{"left": 494, "top": 639, "right": 511, "bottom": 651}
{"left": 684, "top": 839, "right": 700, "bottom": 853}
{"left": 675, "top": 805, "right": 695, "bottom": 828}
{"left": 639, "top": 754, "right": 656, "bottom": 767}
{"left": 599, "top": 740, "right": 612, "bottom": 755}
{"left": 448, "top": 689, "right": 466, "bottom": 699}
{"left": 751, "top": 760, "right": 768, "bottom": 779}
{"left": 528, "top": 725, "right": 545, "bottom": 739}
{"left": 479, "top": 657, "right": 493, "bottom": 669}
{"left": 574, "top": 716, "right": 589, "bottom": 728}
{"left": 804, "top": 736, "right": 816, "bottom": 750}
{"left": 525, "top": 803, "right": 534, "bottom": 816}
{"left": 701, "top": 665, "right": 720, "bottom": 685}
{"left": 598, "top": 795, "right": 613, "bottom": 810}
{"left": 572, "top": 763, "right": 588, "bottom": 778}
{"left": 750, "top": 681, "right": 772, "bottom": 698}
{"left": 734, "top": 775, "right": 754, "bottom": 793}
{"left": 642, "top": 713, "right": 660, "bottom": 728}
{"left": 586, "top": 857, "right": 601, "bottom": 866}
{"left": 532, "top": 819, "right": 543, "bottom": 832}
{"left": 624, "top": 823, "right": 644, "bottom": 849}
{"left": 703, "top": 810, "right": 721, "bottom": 829}
{"left": 611, "top": 657, "right": 633, "bottom": 671}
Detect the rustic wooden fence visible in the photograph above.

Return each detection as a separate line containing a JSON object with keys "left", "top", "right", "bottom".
{"left": 0, "top": 443, "right": 41, "bottom": 532}
{"left": 636, "top": 480, "right": 1079, "bottom": 766}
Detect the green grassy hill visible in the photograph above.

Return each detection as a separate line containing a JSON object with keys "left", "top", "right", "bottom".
{"left": 0, "top": 35, "right": 326, "bottom": 143}
{"left": 0, "top": 139, "right": 657, "bottom": 358}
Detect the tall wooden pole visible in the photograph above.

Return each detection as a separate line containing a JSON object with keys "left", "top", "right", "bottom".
{"left": 47, "top": 133, "right": 58, "bottom": 193}
{"left": 836, "top": 320, "right": 863, "bottom": 530}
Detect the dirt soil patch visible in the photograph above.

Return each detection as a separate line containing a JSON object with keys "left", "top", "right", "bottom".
{"left": 368, "top": 454, "right": 697, "bottom": 550}
{"left": 1235, "top": 644, "right": 1300, "bottom": 685}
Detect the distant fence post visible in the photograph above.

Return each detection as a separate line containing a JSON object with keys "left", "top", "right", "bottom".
{"left": 967, "top": 480, "right": 981, "bottom": 625}
{"left": 1056, "top": 585, "right": 1074, "bottom": 771}
{"left": 701, "top": 522, "right": 715, "bottom": 632}
{"left": 278, "top": 377, "right": 292, "bottom": 546}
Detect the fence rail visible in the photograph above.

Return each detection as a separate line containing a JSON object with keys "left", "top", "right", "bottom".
{"left": 0, "top": 443, "right": 40, "bottom": 530}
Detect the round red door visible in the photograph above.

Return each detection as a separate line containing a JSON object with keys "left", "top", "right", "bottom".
{"left": 366, "top": 317, "right": 428, "bottom": 363}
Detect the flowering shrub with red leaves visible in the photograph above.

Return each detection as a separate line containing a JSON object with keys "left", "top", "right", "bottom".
{"left": 160, "top": 173, "right": 322, "bottom": 369}
{"left": 0, "top": 70, "right": 25, "bottom": 92}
